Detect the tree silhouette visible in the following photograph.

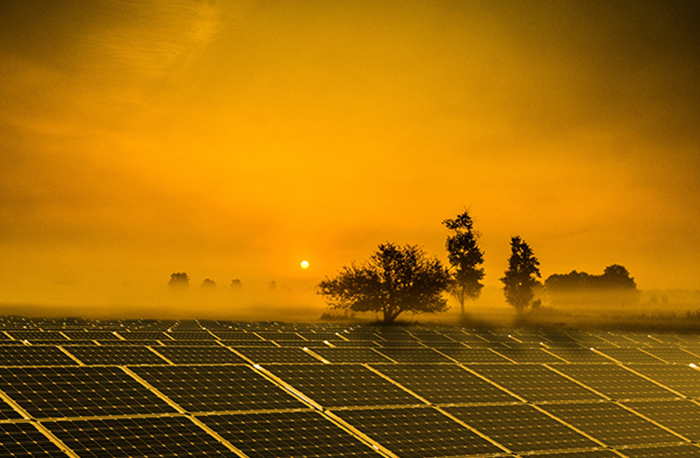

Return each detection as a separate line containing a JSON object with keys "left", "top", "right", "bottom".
{"left": 443, "top": 210, "right": 485, "bottom": 315}
{"left": 318, "top": 243, "right": 451, "bottom": 324}
{"left": 168, "top": 272, "right": 190, "bottom": 290}
{"left": 230, "top": 279, "right": 242, "bottom": 290}
{"left": 200, "top": 278, "right": 217, "bottom": 290}
{"left": 545, "top": 264, "right": 639, "bottom": 308}
{"left": 501, "top": 236, "right": 541, "bottom": 313}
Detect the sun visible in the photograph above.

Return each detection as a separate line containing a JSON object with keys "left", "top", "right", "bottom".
{"left": 300, "top": 260, "right": 309, "bottom": 269}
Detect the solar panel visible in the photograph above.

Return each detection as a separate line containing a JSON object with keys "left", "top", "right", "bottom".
{"left": 132, "top": 365, "right": 307, "bottom": 412}
{"left": 166, "top": 330, "right": 217, "bottom": 340}
{"left": 541, "top": 401, "right": 681, "bottom": 447}
{"left": 267, "top": 364, "right": 423, "bottom": 408}
{"left": 371, "top": 364, "right": 518, "bottom": 405}
{"left": 119, "top": 331, "right": 170, "bottom": 341}
{"left": 619, "top": 444, "right": 700, "bottom": 457}
{"left": 255, "top": 331, "right": 307, "bottom": 343}
{"left": 6, "top": 331, "right": 67, "bottom": 341}
{"left": 527, "top": 451, "right": 625, "bottom": 458}
{"left": 334, "top": 406, "right": 504, "bottom": 457}
{"left": 373, "top": 347, "right": 453, "bottom": 363}
{"left": 543, "top": 348, "right": 614, "bottom": 364}
{"left": 200, "top": 410, "right": 384, "bottom": 457}
{"left": 235, "top": 347, "right": 323, "bottom": 364}
{"left": 151, "top": 346, "right": 247, "bottom": 364}
{"left": 45, "top": 416, "right": 237, "bottom": 457}
{"left": 0, "top": 366, "right": 176, "bottom": 418}
{"left": 553, "top": 365, "right": 678, "bottom": 400}
{"left": 595, "top": 348, "right": 667, "bottom": 364}
{"left": 0, "top": 346, "right": 78, "bottom": 366}
{"left": 435, "top": 347, "right": 512, "bottom": 364}
{"left": 491, "top": 347, "right": 566, "bottom": 364}
{"left": 210, "top": 330, "right": 265, "bottom": 341}
{"left": 641, "top": 347, "right": 700, "bottom": 364}
{"left": 310, "top": 347, "right": 393, "bottom": 363}
{"left": 444, "top": 404, "right": 600, "bottom": 453}
{"left": 61, "top": 330, "right": 121, "bottom": 341}
{"left": 64, "top": 346, "right": 168, "bottom": 365}
{"left": 0, "top": 423, "right": 67, "bottom": 457}
{"left": 471, "top": 365, "right": 601, "bottom": 402}
{"left": 623, "top": 399, "right": 700, "bottom": 441}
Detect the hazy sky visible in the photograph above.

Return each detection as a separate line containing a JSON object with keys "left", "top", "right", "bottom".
{"left": 1, "top": 0, "right": 699, "bottom": 313}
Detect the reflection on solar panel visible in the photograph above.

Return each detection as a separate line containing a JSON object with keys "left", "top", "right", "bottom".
{"left": 629, "top": 364, "right": 700, "bottom": 398}
{"left": 372, "top": 364, "right": 517, "bottom": 404}
{"left": 201, "top": 410, "right": 383, "bottom": 458}
{"left": 46, "top": 416, "right": 236, "bottom": 457}
{"left": 0, "top": 423, "right": 67, "bottom": 457}
{"left": 0, "top": 346, "right": 77, "bottom": 366}
{"left": 0, "top": 367, "right": 176, "bottom": 418}
{"left": 541, "top": 402, "right": 680, "bottom": 446}
{"left": 151, "top": 346, "right": 246, "bottom": 364}
{"left": 624, "top": 399, "right": 700, "bottom": 441}
{"left": 373, "top": 348, "right": 453, "bottom": 363}
{"left": 553, "top": 365, "right": 676, "bottom": 400}
{"left": 444, "top": 404, "right": 599, "bottom": 453}
{"left": 311, "top": 347, "right": 393, "bottom": 363}
{"left": 268, "top": 364, "right": 423, "bottom": 408}
{"left": 132, "top": 365, "right": 306, "bottom": 412}
{"left": 619, "top": 444, "right": 700, "bottom": 457}
{"left": 471, "top": 365, "right": 601, "bottom": 402}
{"left": 65, "top": 346, "right": 168, "bottom": 365}
{"left": 335, "top": 406, "right": 503, "bottom": 457}
{"left": 236, "top": 347, "right": 323, "bottom": 364}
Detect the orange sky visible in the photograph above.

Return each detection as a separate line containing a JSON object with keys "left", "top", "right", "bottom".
{"left": 1, "top": 1, "right": 699, "bottom": 315}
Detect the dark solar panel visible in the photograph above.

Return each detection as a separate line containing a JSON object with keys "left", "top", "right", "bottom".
{"left": 444, "top": 404, "right": 599, "bottom": 453}
{"left": 0, "top": 366, "right": 176, "bottom": 418}
{"left": 166, "top": 331, "right": 217, "bottom": 340}
{"left": 0, "top": 423, "right": 67, "bottom": 457}
{"left": 64, "top": 345, "right": 168, "bottom": 365}
{"left": 210, "top": 330, "right": 265, "bottom": 341}
{"left": 619, "top": 444, "right": 700, "bottom": 457}
{"left": 623, "top": 399, "right": 700, "bottom": 441}
{"left": 255, "top": 331, "right": 306, "bottom": 342}
{"left": 471, "top": 365, "right": 601, "bottom": 402}
{"left": 152, "top": 346, "right": 247, "bottom": 364}
{"left": 45, "top": 416, "right": 237, "bottom": 457}
{"left": 529, "top": 451, "right": 624, "bottom": 458}
{"left": 268, "top": 364, "right": 423, "bottom": 408}
{"left": 132, "top": 365, "right": 306, "bottom": 412}
{"left": 491, "top": 347, "right": 566, "bottom": 364}
{"left": 595, "top": 348, "right": 667, "bottom": 364}
{"left": 119, "top": 331, "right": 169, "bottom": 340}
{"left": 541, "top": 402, "right": 681, "bottom": 447}
{"left": 372, "top": 364, "right": 517, "bottom": 404}
{"left": 373, "top": 347, "right": 453, "bottom": 363}
{"left": 310, "top": 347, "right": 393, "bottom": 363}
{"left": 436, "top": 347, "right": 512, "bottom": 364}
{"left": 201, "top": 410, "right": 384, "bottom": 458}
{"left": 335, "top": 406, "right": 504, "bottom": 457}
{"left": 61, "top": 330, "right": 121, "bottom": 341}
{"left": 629, "top": 364, "right": 700, "bottom": 398}
{"left": 0, "top": 346, "right": 78, "bottom": 366}
{"left": 553, "top": 365, "right": 677, "bottom": 400}
{"left": 7, "top": 331, "right": 67, "bottom": 341}
{"left": 544, "top": 347, "right": 614, "bottom": 364}
{"left": 235, "top": 347, "right": 323, "bottom": 364}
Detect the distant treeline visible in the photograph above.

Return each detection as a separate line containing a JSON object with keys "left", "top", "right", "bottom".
{"left": 544, "top": 264, "right": 640, "bottom": 307}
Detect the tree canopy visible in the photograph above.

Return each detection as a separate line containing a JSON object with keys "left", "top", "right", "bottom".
{"left": 168, "top": 272, "right": 190, "bottom": 290}
{"left": 545, "top": 264, "right": 639, "bottom": 308}
{"left": 443, "top": 210, "right": 485, "bottom": 315}
{"left": 317, "top": 243, "right": 451, "bottom": 324}
{"left": 500, "top": 236, "right": 541, "bottom": 313}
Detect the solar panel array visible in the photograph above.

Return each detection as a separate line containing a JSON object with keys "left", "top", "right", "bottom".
{"left": 1, "top": 317, "right": 700, "bottom": 457}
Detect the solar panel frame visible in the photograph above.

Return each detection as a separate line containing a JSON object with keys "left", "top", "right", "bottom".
{"left": 150, "top": 346, "right": 248, "bottom": 364}
{"left": 235, "top": 347, "right": 324, "bottom": 364}
{"left": 373, "top": 347, "right": 454, "bottom": 363}
{"left": 0, "top": 422, "right": 68, "bottom": 457}
{"left": 63, "top": 345, "right": 169, "bottom": 365}
{"left": 622, "top": 399, "right": 700, "bottom": 441}
{"left": 0, "top": 346, "right": 78, "bottom": 366}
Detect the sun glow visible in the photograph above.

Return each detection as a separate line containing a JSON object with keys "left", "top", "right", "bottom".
{"left": 300, "top": 260, "right": 309, "bottom": 269}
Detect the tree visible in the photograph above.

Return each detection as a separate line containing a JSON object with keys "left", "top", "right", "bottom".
{"left": 200, "top": 278, "right": 217, "bottom": 290}
{"left": 317, "top": 243, "right": 451, "bottom": 324}
{"left": 443, "top": 210, "right": 485, "bottom": 315}
{"left": 501, "top": 236, "right": 541, "bottom": 313}
{"left": 168, "top": 272, "right": 189, "bottom": 290}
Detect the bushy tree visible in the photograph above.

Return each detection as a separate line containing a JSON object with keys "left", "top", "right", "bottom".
{"left": 168, "top": 272, "right": 190, "bottom": 290}
{"left": 443, "top": 210, "right": 485, "bottom": 315}
{"left": 501, "top": 236, "right": 541, "bottom": 313}
{"left": 318, "top": 243, "right": 451, "bottom": 324}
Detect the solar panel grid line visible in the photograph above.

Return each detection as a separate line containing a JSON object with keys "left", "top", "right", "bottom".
{"left": 616, "top": 443, "right": 700, "bottom": 458}
{"left": 301, "top": 348, "right": 332, "bottom": 364}
{"left": 542, "top": 365, "right": 614, "bottom": 402}
{"left": 612, "top": 401, "right": 695, "bottom": 444}
{"left": 370, "top": 348, "right": 399, "bottom": 363}
{"left": 119, "top": 367, "right": 188, "bottom": 415}
{"left": 616, "top": 365, "right": 691, "bottom": 400}
{"left": 185, "top": 415, "right": 253, "bottom": 458}
{"left": 56, "top": 346, "right": 86, "bottom": 366}
{"left": 485, "top": 349, "right": 519, "bottom": 364}
{"left": 31, "top": 421, "right": 82, "bottom": 458}
{"left": 146, "top": 346, "right": 177, "bottom": 365}
{"left": 458, "top": 365, "right": 529, "bottom": 404}
{"left": 251, "top": 365, "right": 326, "bottom": 412}
{"left": 322, "top": 410, "right": 402, "bottom": 458}
{"left": 362, "top": 365, "right": 433, "bottom": 406}
{"left": 0, "top": 388, "right": 32, "bottom": 420}
{"left": 540, "top": 347, "right": 574, "bottom": 364}
{"left": 527, "top": 403, "right": 616, "bottom": 451}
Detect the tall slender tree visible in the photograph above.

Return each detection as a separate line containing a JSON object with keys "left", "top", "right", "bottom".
{"left": 501, "top": 236, "right": 540, "bottom": 313}
{"left": 443, "top": 210, "right": 485, "bottom": 315}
